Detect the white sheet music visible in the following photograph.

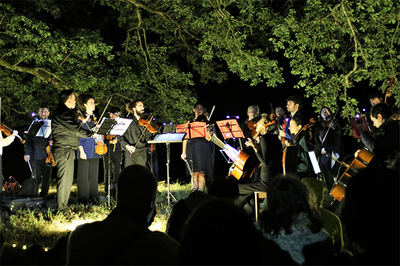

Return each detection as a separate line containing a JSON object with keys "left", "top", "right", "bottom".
{"left": 109, "top": 117, "right": 133, "bottom": 136}
{"left": 308, "top": 151, "right": 321, "bottom": 174}
{"left": 35, "top": 119, "right": 51, "bottom": 138}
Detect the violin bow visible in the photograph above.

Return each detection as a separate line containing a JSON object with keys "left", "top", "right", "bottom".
{"left": 97, "top": 95, "right": 113, "bottom": 125}
{"left": 208, "top": 105, "right": 216, "bottom": 122}
{"left": 321, "top": 109, "right": 339, "bottom": 146}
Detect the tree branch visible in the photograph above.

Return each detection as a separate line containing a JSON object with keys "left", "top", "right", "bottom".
{"left": 0, "top": 58, "right": 67, "bottom": 90}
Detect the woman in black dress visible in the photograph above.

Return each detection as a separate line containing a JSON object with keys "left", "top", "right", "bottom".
{"left": 181, "top": 103, "right": 215, "bottom": 191}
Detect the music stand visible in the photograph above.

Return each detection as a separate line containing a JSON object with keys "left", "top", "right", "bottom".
{"left": 96, "top": 117, "right": 132, "bottom": 206}
{"left": 176, "top": 122, "right": 206, "bottom": 139}
{"left": 148, "top": 133, "right": 186, "bottom": 207}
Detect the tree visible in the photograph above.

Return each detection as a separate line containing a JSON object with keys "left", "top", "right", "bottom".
{"left": 1, "top": 0, "right": 399, "bottom": 128}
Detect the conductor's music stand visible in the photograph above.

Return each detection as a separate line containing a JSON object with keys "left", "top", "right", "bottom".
{"left": 148, "top": 132, "right": 186, "bottom": 207}
{"left": 96, "top": 117, "right": 132, "bottom": 207}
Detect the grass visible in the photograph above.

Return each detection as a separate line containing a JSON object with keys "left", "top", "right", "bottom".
{"left": 0, "top": 181, "right": 192, "bottom": 251}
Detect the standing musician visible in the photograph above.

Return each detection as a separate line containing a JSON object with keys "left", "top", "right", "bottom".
{"left": 24, "top": 106, "right": 53, "bottom": 197}
{"left": 120, "top": 100, "right": 153, "bottom": 169}
{"left": 103, "top": 107, "right": 122, "bottom": 198}
{"left": 237, "top": 114, "right": 283, "bottom": 212}
{"left": 52, "top": 90, "right": 93, "bottom": 211}
{"left": 76, "top": 94, "right": 103, "bottom": 204}
{"left": 181, "top": 103, "right": 215, "bottom": 191}
{"left": 359, "top": 103, "right": 400, "bottom": 169}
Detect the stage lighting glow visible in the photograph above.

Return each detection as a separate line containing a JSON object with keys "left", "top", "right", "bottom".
{"left": 362, "top": 108, "right": 366, "bottom": 112}
{"left": 235, "top": 116, "right": 240, "bottom": 119}
{"left": 31, "top": 112, "right": 36, "bottom": 117}
{"left": 355, "top": 114, "right": 360, "bottom": 119}
{"left": 163, "top": 122, "right": 166, "bottom": 126}
{"left": 226, "top": 115, "right": 230, "bottom": 119}
{"left": 169, "top": 122, "right": 173, "bottom": 125}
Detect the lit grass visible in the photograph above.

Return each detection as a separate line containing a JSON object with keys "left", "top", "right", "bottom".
{"left": 0, "top": 181, "right": 191, "bottom": 250}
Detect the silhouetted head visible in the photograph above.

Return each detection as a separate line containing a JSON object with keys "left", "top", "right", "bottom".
{"left": 116, "top": 165, "right": 157, "bottom": 220}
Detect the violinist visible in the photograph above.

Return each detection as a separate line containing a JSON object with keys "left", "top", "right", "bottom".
{"left": 241, "top": 105, "right": 261, "bottom": 140}
{"left": 0, "top": 125, "right": 18, "bottom": 192}
{"left": 24, "top": 106, "right": 53, "bottom": 197}
{"left": 76, "top": 94, "right": 102, "bottom": 204}
{"left": 181, "top": 103, "right": 215, "bottom": 191}
{"left": 313, "top": 107, "right": 344, "bottom": 189}
{"left": 52, "top": 90, "right": 93, "bottom": 211}
{"left": 103, "top": 107, "right": 122, "bottom": 198}
{"left": 120, "top": 100, "right": 153, "bottom": 169}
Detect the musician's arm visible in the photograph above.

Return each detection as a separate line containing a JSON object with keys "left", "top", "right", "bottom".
{"left": 181, "top": 139, "right": 188, "bottom": 160}
{"left": 360, "top": 131, "right": 375, "bottom": 153}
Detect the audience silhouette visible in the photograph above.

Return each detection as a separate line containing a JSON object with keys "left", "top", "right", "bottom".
{"left": 258, "top": 175, "right": 335, "bottom": 264}
{"left": 339, "top": 167, "right": 399, "bottom": 264}
{"left": 179, "top": 198, "right": 293, "bottom": 265}
{"left": 66, "top": 164, "right": 180, "bottom": 265}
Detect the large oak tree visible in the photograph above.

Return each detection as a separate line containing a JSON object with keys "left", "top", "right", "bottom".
{"left": 1, "top": 0, "right": 399, "bottom": 127}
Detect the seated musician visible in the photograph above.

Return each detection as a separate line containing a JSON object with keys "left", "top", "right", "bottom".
{"left": 359, "top": 103, "right": 400, "bottom": 169}
{"left": 237, "top": 115, "right": 283, "bottom": 213}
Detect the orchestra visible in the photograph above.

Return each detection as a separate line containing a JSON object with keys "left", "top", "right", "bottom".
{"left": 0, "top": 91, "right": 399, "bottom": 210}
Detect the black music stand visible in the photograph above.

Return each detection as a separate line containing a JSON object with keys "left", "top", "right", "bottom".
{"left": 148, "top": 132, "right": 186, "bottom": 207}
{"left": 96, "top": 117, "right": 131, "bottom": 207}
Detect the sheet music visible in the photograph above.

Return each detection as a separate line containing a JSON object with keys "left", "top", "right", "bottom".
{"left": 308, "top": 151, "right": 321, "bottom": 174}
{"left": 148, "top": 133, "right": 186, "bottom": 143}
{"left": 96, "top": 117, "right": 133, "bottom": 136}
{"left": 35, "top": 119, "right": 51, "bottom": 138}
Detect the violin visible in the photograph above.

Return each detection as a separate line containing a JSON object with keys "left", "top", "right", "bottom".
{"left": 0, "top": 123, "right": 25, "bottom": 144}
{"left": 134, "top": 115, "right": 159, "bottom": 148}
{"left": 45, "top": 145, "right": 56, "bottom": 167}
{"left": 247, "top": 119, "right": 257, "bottom": 138}
{"left": 92, "top": 115, "right": 108, "bottom": 155}
{"left": 253, "top": 113, "right": 278, "bottom": 139}
{"left": 138, "top": 117, "right": 159, "bottom": 133}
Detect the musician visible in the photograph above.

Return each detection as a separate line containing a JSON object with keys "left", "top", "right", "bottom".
{"left": 360, "top": 103, "right": 400, "bottom": 169}
{"left": 103, "top": 107, "right": 122, "bottom": 198}
{"left": 279, "top": 95, "right": 304, "bottom": 143}
{"left": 0, "top": 128, "right": 18, "bottom": 193}
{"left": 241, "top": 105, "right": 261, "bottom": 140}
{"left": 368, "top": 91, "right": 383, "bottom": 107}
{"left": 284, "top": 116, "right": 312, "bottom": 178}
{"left": 181, "top": 103, "right": 215, "bottom": 191}
{"left": 313, "top": 107, "right": 343, "bottom": 189}
{"left": 237, "top": 117, "right": 283, "bottom": 210}
{"left": 120, "top": 100, "right": 153, "bottom": 169}
{"left": 52, "top": 90, "right": 93, "bottom": 211}
{"left": 76, "top": 94, "right": 102, "bottom": 204}
{"left": 24, "top": 106, "right": 53, "bottom": 197}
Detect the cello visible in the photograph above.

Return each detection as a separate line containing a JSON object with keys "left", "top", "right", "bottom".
{"left": 329, "top": 148, "right": 374, "bottom": 202}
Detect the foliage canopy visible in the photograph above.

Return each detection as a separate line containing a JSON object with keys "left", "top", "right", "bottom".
{"left": 0, "top": 0, "right": 399, "bottom": 127}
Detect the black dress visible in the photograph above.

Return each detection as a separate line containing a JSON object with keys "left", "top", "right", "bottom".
{"left": 186, "top": 116, "right": 215, "bottom": 180}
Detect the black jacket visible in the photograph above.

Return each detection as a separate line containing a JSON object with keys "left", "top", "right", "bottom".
{"left": 52, "top": 104, "right": 92, "bottom": 150}
{"left": 361, "top": 119, "right": 400, "bottom": 168}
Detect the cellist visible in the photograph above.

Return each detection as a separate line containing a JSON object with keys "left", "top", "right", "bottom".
{"left": 237, "top": 114, "right": 283, "bottom": 211}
